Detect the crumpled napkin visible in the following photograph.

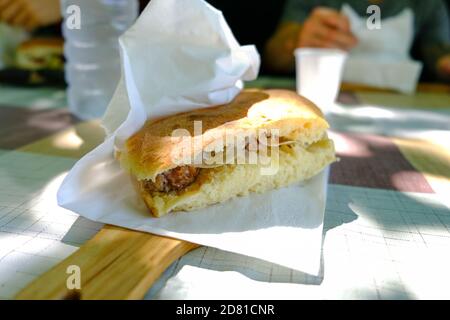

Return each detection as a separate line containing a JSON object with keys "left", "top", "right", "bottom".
{"left": 342, "top": 4, "right": 422, "bottom": 94}
{"left": 57, "top": 0, "right": 328, "bottom": 274}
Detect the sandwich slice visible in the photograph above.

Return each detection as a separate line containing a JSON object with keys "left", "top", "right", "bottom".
{"left": 118, "top": 89, "right": 336, "bottom": 217}
{"left": 15, "top": 38, "right": 64, "bottom": 71}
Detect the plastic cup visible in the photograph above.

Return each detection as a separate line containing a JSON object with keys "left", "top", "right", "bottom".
{"left": 295, "top": 48, "right": 348, "bottom": 114}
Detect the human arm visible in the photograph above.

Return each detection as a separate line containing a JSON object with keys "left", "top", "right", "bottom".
{"left": 264, "top": 4, "right": 357, "bottom": 74}
{"left": 0, "top": 0, "right": 61, "bottom": 30}
{"left": 416, "top": 0, "right": 450, "bottom": 81}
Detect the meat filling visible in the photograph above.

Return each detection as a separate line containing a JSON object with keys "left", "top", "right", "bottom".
{"left": 143, "top": 166, "right": 200, "bottom": 193}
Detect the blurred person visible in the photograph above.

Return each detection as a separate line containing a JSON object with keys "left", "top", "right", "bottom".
{"left": 265, "top": 0, "right": 450, "bottom": 82}
{"left": 0, "top": 0, "right": 155, "bottom": 31}
{"left": 0, "top": 0, "right": 61, "bottom": 30}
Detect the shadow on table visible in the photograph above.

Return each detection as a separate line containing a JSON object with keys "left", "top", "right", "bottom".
{"left": 329, "top": 131, "right": 439, "bottom": 193}
{"left": 147, "top": 180, "right": 450, "bottom": 299}
{"left": 61, "top": 216, "right": 104, "bottom": 247}
{"left": 328, "top": 103, "right": 450, "bottom": 139}
{"left": 0, "top": 107, "right": 78, "bottom": 150}
{"left": 146, "top": 198, "right": 359, "bottom": 300}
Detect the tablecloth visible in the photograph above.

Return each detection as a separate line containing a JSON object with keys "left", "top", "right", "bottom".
{"left": 0, "top": 79, "right": 449, "bottom": 299}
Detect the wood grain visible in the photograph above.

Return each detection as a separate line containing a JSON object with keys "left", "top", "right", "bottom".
{"left": 15, "top": 119, "right": 200, "bottom": 300}
{"left": 15, "top": 225, "right": 199, "bottom": 300}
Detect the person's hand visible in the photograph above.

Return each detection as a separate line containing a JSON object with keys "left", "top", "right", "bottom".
{"left": 298, "top": 7, "right": 358, "bottom": 51}
{"left": 0, "top": 0, "right": 61, "bottom": 30}
{"left": 437, "top": 55, "right": 450, "bottom": 79}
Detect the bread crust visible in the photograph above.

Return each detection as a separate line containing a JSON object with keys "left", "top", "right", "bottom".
{"left": 119, "top": 89, "right": 329, "bottom": 181}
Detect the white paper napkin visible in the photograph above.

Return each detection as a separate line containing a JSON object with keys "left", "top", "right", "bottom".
{"left": 342, "top": 4, "right": 422, "bottom": 94}
{"left": 57, "top": 0, "right": 329, "bottom": 274}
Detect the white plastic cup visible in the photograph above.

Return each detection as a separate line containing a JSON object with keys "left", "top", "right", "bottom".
{"left": 295, "top": 48, "right": 348, "bottom": 114}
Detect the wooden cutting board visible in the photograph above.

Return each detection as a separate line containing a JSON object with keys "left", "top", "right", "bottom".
{"left": 16, "top": 122, "right": 199, "bottom": 299}
{"left": 16, "top": 225, "right": 199, "bottom": 299}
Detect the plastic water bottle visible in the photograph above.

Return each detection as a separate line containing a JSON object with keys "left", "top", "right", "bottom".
{"left": 60, "top": 0, "right": 139, "bottom": 120}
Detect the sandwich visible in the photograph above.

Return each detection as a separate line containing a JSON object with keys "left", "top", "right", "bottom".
{"left": 118, "top": 89, "right": 336, "bottom": 217}
{"left": 15, "top": 38, "right": 64, "bottom": 71}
